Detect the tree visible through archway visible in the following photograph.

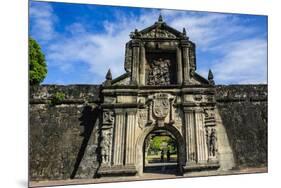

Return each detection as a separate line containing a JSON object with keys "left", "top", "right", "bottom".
{"left": 143, "top": 129, "right": 179, "bottom": 174}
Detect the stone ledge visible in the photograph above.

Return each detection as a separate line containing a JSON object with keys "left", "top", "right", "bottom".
{"left": 183, "top": 162, "right": 220, "bottom": 172}
{"left": 29, "top": 99, "right": 99, "bottom": 104}
{"left": 97, "top": 165, "right": 137, "bottom": 177}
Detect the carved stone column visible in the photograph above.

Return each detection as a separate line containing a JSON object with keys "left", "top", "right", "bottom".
{"left": 195, "top": 110, "right": 208, "bottom": 163}
{"left": 184, "top": 109, "right": 196, "bottom": 164}
{"left": 113, "top": 110, "right": 126, "bottom": 166}
{"left": 139, "top": 44, "right": 146, "bottom": 86}
{"left": 131, "top": 40, "right": 140, "bottom": 85}
{"left": 176, "top": 47, "right": 183, "bottom": 85}
{"left": 125, "top": 110, "right": 137, "bottom": 165}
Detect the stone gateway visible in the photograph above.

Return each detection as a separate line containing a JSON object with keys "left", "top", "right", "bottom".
{"left": 98, "top": 15, "right": 220, "bottom": 177}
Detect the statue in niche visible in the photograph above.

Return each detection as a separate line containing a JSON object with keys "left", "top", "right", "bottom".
{"left": 208, "top": 128, "right": 217, "bottom": 157}
{"left": 101, "top": 131, "right": 111, "bottom": 164}
{"left": 147, "top": 58, "right": 171, "bottom": 85}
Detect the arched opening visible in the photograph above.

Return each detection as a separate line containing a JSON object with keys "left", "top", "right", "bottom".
{"left": 142, "top": 128, "right": 181, "bottom": 175}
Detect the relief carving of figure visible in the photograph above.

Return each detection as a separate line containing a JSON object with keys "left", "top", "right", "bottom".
{"left": 147, "top": 58, "right": 171, "bottom": 85}
{"left": 208, "top": 128, "right": 217, "bottom": 157}
{"left": 101, "top": 131, "right": 112, "bottom": 164}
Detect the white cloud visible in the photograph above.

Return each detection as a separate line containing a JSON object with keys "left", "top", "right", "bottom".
{"left": 45, "top": 11, "right": 160, "bottom": 83}
{"left": 211, "top": 38, "right": 267, "bottom": 84}
{"left": 29, "top": 2, "right": 57, "bottom": 43}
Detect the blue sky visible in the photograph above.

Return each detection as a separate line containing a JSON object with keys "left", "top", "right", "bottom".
{"left": 29, "top": 1, "right": 267, "bottom": 85}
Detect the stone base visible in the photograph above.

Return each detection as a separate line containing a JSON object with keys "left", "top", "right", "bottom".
{"left": 97, "top": 165, "right": 137, "bottom": 177}
{"left": 183, "top": 161, "right": 220, "bottom": 172}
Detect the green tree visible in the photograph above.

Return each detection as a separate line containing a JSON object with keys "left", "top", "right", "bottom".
{"left": 29, "top": 37, "right": 47, "bottom": 85}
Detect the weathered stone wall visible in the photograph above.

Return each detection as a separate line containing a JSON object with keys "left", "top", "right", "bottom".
{"left": 29, "top": 85, "right": 101, "bottom": 181}
{"left": 29, "top": 84, "right": 267, "bottom": 181}
{"left": 215, "top": 85, "right": 267, "bottom": 169}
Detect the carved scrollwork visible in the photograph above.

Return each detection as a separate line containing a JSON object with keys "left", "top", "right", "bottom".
{"left": 103, "top": 111, "right": 114, "bottom": 125}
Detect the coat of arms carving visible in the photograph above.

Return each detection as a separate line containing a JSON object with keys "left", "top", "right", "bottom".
{"left": 138, "top": 109, "right": 147, "bottom": 129}
{"left": 152, "top": 93, "right": 169, "bottom": 120}
{"left": 147, "top": 58, "right": 171, "bottom": 85}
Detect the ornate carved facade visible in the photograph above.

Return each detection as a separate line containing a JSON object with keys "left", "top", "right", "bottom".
{"left": 98, "top": 15, "right": 219, "bottom": 177}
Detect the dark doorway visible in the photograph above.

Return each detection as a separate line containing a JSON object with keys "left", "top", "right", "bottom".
{"left": 143, "top": 129, "right": 179, "bottom": 175}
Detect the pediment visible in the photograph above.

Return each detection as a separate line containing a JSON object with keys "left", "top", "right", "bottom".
{"left": 141, "top": 27, "right": 177, "bottom": 39}
{"left": 134, "top": 22, "right": 186, "bottom": 39}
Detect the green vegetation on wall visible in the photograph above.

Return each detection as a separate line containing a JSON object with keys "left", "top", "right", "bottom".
{"left": 50, "top": 92, "right": 66, "bottom": 106}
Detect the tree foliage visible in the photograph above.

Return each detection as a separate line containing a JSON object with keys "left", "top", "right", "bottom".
{"left": 148, "top": 136, "right": 177, "bottom": 154}
{"left": 29, "top": 37, "right": 47, "bottom": 85}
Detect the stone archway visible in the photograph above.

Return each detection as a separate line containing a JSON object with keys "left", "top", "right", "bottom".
{"left": 135, "top": 125, "right": 185, "bottom": 176}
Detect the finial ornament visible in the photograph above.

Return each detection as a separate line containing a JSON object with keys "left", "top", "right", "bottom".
{"left": 183, "top": 27, "right": 186, "bottom": 36}
{"left": 208, "top": 69, "right": 215, "bottom": 85}
{"left": 158, "top": 14, "right": 163, "bottom": 22}
{"left": 106, "top": 69, "right": 112, "bottom": 80}
{"left": 104, "top": 69, "right": 112, "bottom": 86}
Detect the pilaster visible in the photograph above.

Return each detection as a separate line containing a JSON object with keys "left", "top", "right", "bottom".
{"left": 131, "top": 40, "right": 140, "bottom": 85}
{"left": 139, "top": 44, "right": 146, "bottom": 85}
{"left": 176, "top": 47, "right": 183, "bottom": 85}
{"left": 113, "top": 110, "right": 126, "bottom": 166}
{"left": 183, "top": 109, "right": 196, "bottom": 164}
{"left": 125, "top": 110, "right": 137, "bottom": 165}
{"left": 195, "top": 109, "right": 208, "bottom": 163}
{"left": 181, "top": 41, "right": 190, "bottom": 85}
